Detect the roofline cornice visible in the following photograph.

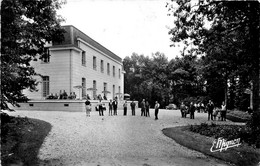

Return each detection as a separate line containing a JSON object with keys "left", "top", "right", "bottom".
{"left": 49, "top": 46, "right": 82, "bottom": 52}
{"left": 77, "top": 37, "right": 123, "bottom": 65}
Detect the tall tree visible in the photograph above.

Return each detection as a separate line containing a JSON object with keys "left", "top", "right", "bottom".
{"left": 167, "top": 0, "right": 260, "bottom": 112}
{"left": 1, "top": 0, "right": 65, "bottom": 110}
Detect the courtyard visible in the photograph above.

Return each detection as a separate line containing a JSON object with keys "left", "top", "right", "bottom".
{"left": 7, "top": 109, "right": 237, "bottom": 166}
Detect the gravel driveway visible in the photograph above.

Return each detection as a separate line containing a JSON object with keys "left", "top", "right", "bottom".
{"left": 8, "top": 109, "right": 235, "bottom": 166}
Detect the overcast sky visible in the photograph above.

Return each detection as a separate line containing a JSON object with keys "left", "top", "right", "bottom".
{"left": 57, "top": 0, "right": 182, "bottom": 60}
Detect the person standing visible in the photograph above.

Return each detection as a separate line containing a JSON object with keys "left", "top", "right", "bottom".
{"left": 108, "top": 99, "right": 113, "bottom": 116}
{"left": 85, "top": 99, "right": 91, "bottom": 117}
{"left": 189, "top": 102, "right": 195, "bottom": 119}
{"left": 145, "top": 100, "right": 150, "bottom": 117}
{"left": 123, "top": 101, "right": 127, "bottom": 116}
{"left": 180, "top": 102, "right": 186, "bottom": 118}
{"left": 154, "top": 101, "right": 160, "bottom": 120}
{"left": 98, "top": 99, "right": 104, "bottom": 116}
{"left": 207, "top": 100, "right": 214, "bottom": 120}
{"left": 141, "top": 99, "right": 145, "bottom": 116}
{"left": 221, "top": 101, "right": 227, "bottom": 121}
{"left": 112, "top": 98, "right": 118, "bottom": 115}
{"left": 200, "top": 102, "right": 205, "bottom": 113}
{"left": 130, "top": 101, "right": 136, "bottom": 116}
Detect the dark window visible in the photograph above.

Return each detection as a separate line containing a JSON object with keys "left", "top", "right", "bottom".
{"left": 42, "top": 47, "right": 50, "bottom": 63}
{"left": 113, "top": 66, "right": 115, "bottom": 77}
{"left": 107, "top": 63, "right": 110, "bottom": 75}
{"left": 42, "top": 76, "right": 49, "bottom": 97}
{"left": 101, "top": 60, "right": 104, "bottom": 73}
{"left": 82, "top": 51, "right": 86, "bottom": 66}
{"left": 93, "top": 56, "right": 97, "bottom": 70}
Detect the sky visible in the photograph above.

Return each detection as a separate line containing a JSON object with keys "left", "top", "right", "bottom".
{"left": 57, "top": 0, "right": 182, "bottom": 60}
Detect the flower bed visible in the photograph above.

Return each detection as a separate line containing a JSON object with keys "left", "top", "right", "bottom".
{"left": 163, "top": 125, "right": 260, "bottom": 166}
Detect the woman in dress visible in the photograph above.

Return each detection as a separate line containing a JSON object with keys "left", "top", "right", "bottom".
{"left": 85, "top": 99, "right": 91, "bottom": 117}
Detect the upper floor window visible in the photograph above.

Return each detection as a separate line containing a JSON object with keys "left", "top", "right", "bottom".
{"left": 42, "top": 76, "right": 49, "bottom": 97}
{"left": 101, "top": 60, "right": 104, "bottom": 73}
{"left": 107, "top": 63, "right": 110, "bottom": 75}
{"left": 82, "top": 51, "right": 86, "bottom": 66}
{"left": 93, "top": 56, "right": 97, "bottom": 70}
{"left": 113, "top": 66, "right": 115, "bottom": 77}
{"left": 42, "top": 47, "right": 50, "bottom": 63}
{"left": 119, "top": 69, "right": 121, "bottom": 79}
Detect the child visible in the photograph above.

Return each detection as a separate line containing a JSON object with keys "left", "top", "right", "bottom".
{"left": 213, "top": 108, "right": 218, "bottom": 120}
{"left": 217, "top": 108, "right": 222, "bottom": 121}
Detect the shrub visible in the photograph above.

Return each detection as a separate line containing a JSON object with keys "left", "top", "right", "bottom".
{"left": 226, "top": 110, "right": 251, "bottom": 122}
{"left": 189, "top": 123, "right": 259, "bottom": 148}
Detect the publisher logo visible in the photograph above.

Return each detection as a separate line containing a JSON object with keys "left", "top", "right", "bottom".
{"left": 210, "top": 137, "right": 241, "bottom": 152}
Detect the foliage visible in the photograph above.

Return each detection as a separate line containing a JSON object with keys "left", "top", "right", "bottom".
{"left": 166, "top": 0, "right": 259, "bottom": 111}
{"left": 123, "top": 52, "right": 170, "bottom": 107}
{"left": 189, "top": 123, "right": 259, "bottom": 148}
{"left": 226, "top": 110, "right": 251, "bottom": 122}
{"left": 246, "top": 111, "right": 260, "bottom": 148}
{"left": 1, "top": 0, "right": 65, "bottom": 110}
{"left": 1, "top": 113, "right": 52, "bottom": 165}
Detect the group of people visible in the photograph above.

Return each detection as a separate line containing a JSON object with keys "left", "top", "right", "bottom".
{"left": 140, "top": 99, "right": 150, "bottom": 117}
{"left": 180, "top": 100, "right": 227, "bottom": 121}
{"left": 207, "top": 100, "right": 227, "bottom": 121}
{"left": 85, "top": 98, "right": 160, "bottom": 120}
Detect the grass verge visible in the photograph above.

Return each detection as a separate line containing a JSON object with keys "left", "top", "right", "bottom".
{"left": 162, "top": 126, "right": 260, "bottom": 166}
{"left": 1, "top": 115, "right": 52, "bottom": 166}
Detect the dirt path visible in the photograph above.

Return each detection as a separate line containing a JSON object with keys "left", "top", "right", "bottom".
{"left": 9, "top": 109, "right": 234, "bottom": 166}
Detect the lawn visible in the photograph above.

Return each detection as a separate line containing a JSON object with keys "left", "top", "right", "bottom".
{"left": 1, "top": 112, "right": 52, "bottom": 166}
{"left": 162, "top": 125, "right": 260, "bottom": 166}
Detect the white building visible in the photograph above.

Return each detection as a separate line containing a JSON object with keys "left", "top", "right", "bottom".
{"left": 24, "top": 25, "right": 124, "bottom": 101}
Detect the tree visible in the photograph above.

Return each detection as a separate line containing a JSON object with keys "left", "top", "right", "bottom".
{"left": 1, "top": 0, "right": 65, "bottom": 110}
{"left": 123, "top": 52, "right": 171, "bottom": 107}
{"left": 167, "top": 0, "right": 259, "bottom": 112}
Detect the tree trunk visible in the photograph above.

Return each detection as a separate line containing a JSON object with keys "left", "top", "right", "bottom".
{"left": 250, "top": 2, "right": 260, "bottom": 113}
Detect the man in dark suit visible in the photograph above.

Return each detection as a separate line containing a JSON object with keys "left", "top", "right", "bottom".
{"left": 112, "top": 98, "right": 118, "bottom": 115}
{"left": 207, "top": 100, "right": 215, "bottom": 120}
{"left": 189, "top": 102, "right": 195, "bottom": 119}
{"left": 141, "top": 99, "right": 145, "bottom": 116}
{"left": 130, "top": 101, "right": 136, "bottom": 116}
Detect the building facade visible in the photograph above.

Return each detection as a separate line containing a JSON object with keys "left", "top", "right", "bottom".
{"left": 24, "top": 25, "right": 124, "bottom": 100}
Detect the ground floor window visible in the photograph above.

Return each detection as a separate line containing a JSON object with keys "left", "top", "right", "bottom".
{"left": 82, "top": 78, "right": 86, "bottom": 97}
{"left": 93, "top": 80, "right": 97, "bottom": 99}
{"left": 42, "top": 76, "right": 49, "bottom": 97}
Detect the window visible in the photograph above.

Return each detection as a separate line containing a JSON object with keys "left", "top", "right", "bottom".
{"left": 101, "top": 60, "right": 104, "bottom": 73}
{"left": 82, "top": 78, "right": 86, "bottom": 97}
{"left": 113, "top": 66, "right": 115, "bottom": 77}
{"left": 93, "top": 56, "right": 97, "bottom": 70}
{"left": 107, "top": 63, "right": 110, "bottom": 75}
{"left": 104, "top": 82, "right": 107, "bottom": 91}
{"left": 118, "top": 86, "right": 121, "bottom": 99}
{"left": 119, "top": 69, "right": 121, "bottom": 79}
{"left": 42, "top": 47, "right": 50, "bottom": 63}
{"left": 82, "top": 51, "right": 86, "bottom": 66}
{"left": 42, "top": 76, "right": 49, "bottom": 97}
{"left": 93, "top": 80, "right": 97, "bottom": 98}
